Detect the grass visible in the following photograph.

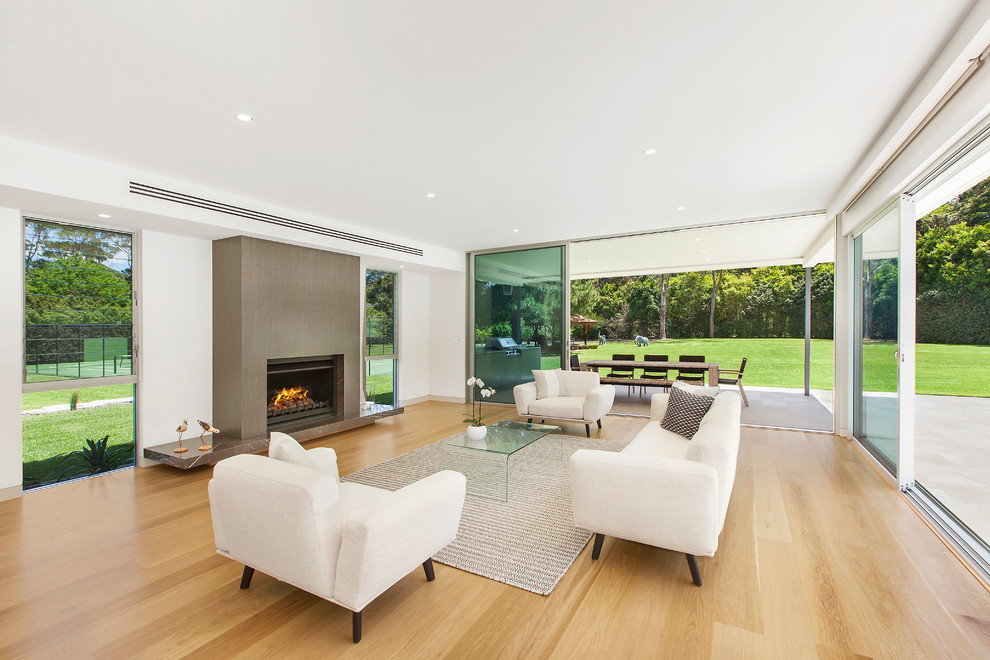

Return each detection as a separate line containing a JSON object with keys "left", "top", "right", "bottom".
{"left": 572, "top": 338, "right": 990, "bottom": 397}
{"left": 22, "top": 384, "right": 134, "bottom": 411}
{"left": 22, "top": 403, "right": 135, "bottom": 463}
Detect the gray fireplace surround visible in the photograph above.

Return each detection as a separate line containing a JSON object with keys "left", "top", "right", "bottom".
{"left": 211, "top": 236, "right": 362, "bottom": 440}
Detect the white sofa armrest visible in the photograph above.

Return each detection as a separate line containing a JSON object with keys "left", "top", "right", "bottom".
{"left": 307, "top": 447, "right": 340, "bottom": 480}
{"left": 570, "top": 449, "right": 719, "bottom": 556}
{"left": 582, "top": 384, "right": 615, "bottom": 422}
{"left": 651, "top": 392, "right": 669, "bottom": 421}
{"left": 513, "top": 381, "right": 538, "bottom": 415}
{"left": 334, "top": 470, "right": 467, "bottom": 611}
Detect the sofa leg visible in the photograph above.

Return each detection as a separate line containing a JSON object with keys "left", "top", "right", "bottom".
{"left": 423, "top": 558, "right": 435, "bottom": 581}
{"left": 240, "top": 566, "right": 255, "bottom": 589}
{"left": 596, "top": 419, "right": 602, "bottom": 429}
{"left": 352, "top": 610, "right": 363, "bottom": 643}
{"left": 592, "top": 533, "right": 605, "bottom": 560}
{"left": 585, "top": 424, "right": 591, "bottom": 437}
{"left": 686, "top": 554, "right": 702, "bottom": 586}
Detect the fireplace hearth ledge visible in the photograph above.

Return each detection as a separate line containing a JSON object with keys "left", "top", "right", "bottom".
{"left": 143, "top": 403, "right": 403, "bottom": 469}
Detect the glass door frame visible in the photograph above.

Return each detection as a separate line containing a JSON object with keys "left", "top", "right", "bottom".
{"left": 851, "top": 194, "right": 916, "bottom": 491}
{"left": 467, "top": 241, "right": 570, "bottom": 406}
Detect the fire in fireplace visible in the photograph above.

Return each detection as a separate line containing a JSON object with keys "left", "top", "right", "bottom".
{"left": 266, "top": 356, "right": 340, "bottom": 428}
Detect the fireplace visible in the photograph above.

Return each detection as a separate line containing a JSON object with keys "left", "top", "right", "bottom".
{"left": 266, "top": 356, "right": 342, "bottom": 430}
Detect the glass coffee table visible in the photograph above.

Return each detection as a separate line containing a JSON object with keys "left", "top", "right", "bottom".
{"left": 440, "top": 420, "right": 562, "bottom": 501}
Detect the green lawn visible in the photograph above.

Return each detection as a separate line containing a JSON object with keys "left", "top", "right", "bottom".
{"left": 572, "top": 338, "right": 990, "bottom": 397}
{"left": 22, "top": 403, "right": 135, "bottom": 463}
{"left": 22, "top": 384, "right": 134, "bottom": 411}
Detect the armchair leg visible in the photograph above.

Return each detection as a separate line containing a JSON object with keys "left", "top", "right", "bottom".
{"left": 591, "top": 533, "right": 605, "bottom": 560}
{"left": 686, "top": 554, "right": 702, "bottom": 586}
{"left": 423, "top": 558, "right": 435, "bottom": 581}
{"left": 596, "top": 419, "right": 602, "bottom": 429}
{"left": 352, "top": 610, "right": 363, "bottom": 643}
{"left": 585, "top": 424, "right": 590, "bottom": 437}
{"left": 240, "top": 566, "right": 255, "bottom": 589}
{"left": 527, "top": 418, "right": 533, "bottom": 424}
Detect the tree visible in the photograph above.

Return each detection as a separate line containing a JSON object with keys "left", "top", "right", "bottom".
{"left": 709, "top": 270, "right": 723, "bottom": 338}
{"left": 645, "top": 273, "right": 670, "bottom": 339}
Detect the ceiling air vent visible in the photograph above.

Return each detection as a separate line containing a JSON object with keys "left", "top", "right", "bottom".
{"left": 129, "top": 181, "right": 423, "bottom": 256}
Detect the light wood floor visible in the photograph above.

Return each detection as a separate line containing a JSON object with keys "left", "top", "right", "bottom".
{"left": 1, "top": 401, "right": 989, "bottom": 659}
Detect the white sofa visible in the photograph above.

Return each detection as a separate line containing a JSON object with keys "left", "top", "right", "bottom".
{"left": 569, "top": 389, "right": 742, "bottom": 585}
{"left": 513, "top": 369, "right": 616, "bottom": 437}
{"left": 208, "top": 433, "right": 467, "bottom": 643}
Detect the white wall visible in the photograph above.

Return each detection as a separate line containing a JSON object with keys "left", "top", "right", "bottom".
{"left": 0, "top": 208, "right": 24, "bottom": 499}
{"left": 428, "top": 271, "right": 467, "bottom": 402}
{"left": 136, "top": 231, "right": 212, "bottom": 465}
{"left": 398, "top": 271, "right": 430, "bottom": 404}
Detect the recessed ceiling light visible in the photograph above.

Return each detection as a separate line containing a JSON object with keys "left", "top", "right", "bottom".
{"left": 676, "top": 206, "right": 686, "bottom": 210}
{"left": 97, "top": 213, "right": 111, "bottom": 218}
{"left": 512, "top": 228, "right": 519, "bottom": 232}
{"left": 399, "top": 265, "right": 405, "bottom": 269}
{"left": 586, "top": 260, "right": 592, "bottom": 263}
{"left": 701, "top": 249, "right": 708, "bottom": 253}
{"left": 694, "top": 238, "right": 702, "bottom": 242}
{"left": 644, "top": 148, "right": 657, "bottom": 155}
{"left": 425, "top": 193, "right": 436, "bottom": 198}
{"left": 235, "top": 113, "right": 253, "bottom": 122}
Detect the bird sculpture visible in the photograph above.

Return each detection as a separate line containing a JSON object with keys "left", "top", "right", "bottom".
{"left": 197, "top": 419, "right": 220, "bottom": 451}
{"left": 174, "top": 419, "right": 189, "bottom": 454}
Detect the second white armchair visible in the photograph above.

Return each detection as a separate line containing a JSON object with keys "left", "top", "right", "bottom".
{"left": 513, "top": 369, "right": 615, "bottom": 436}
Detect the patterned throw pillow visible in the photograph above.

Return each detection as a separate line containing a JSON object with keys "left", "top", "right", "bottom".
{"left": 661, "top": 386, "right": 715, "bottom": 438}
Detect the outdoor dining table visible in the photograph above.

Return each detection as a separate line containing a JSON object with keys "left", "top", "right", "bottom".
{"left": 581, "top": 359, "right": 720, "bottom": 385}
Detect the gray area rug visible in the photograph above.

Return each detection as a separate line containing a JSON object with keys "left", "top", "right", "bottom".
{"left": 343, "top": 433, "right": 625, "bottom": 595}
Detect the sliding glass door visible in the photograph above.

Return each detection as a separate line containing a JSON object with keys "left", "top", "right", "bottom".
{"left": 853, "top": 195, "right": 915, "bottom": 488}
{"left": 472, "top": 246, "right": 565, "bottom": 404}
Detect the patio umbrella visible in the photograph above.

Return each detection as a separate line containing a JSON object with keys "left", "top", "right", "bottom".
{"left": 570, "top": 314, "right": 598, "bottom": 343}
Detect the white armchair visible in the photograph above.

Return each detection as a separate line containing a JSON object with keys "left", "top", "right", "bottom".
{"left": 208, "top": 433, "right": 466, "bottom": 643}
{"left": 513, "top": 369, "right": 615, "bottom": 437}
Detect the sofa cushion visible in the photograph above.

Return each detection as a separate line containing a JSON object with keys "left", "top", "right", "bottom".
{"left": 622, "top": 426, "right": 692, "bottom": 460}
{"left": 533, "top": 369, "right": 561, "bottom": 399}
{"left": 529, "top": 396, "right": 584, "bottom": 420}
{"left": 661, "top": 387, "right": 715, "bottom": 438}
{"left": 671, "top": 380, "right": 720, "bottom": 398}
{"left": 269, "top": 431, "right": 316, "bottom": 470}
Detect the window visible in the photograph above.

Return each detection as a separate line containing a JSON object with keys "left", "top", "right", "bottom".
{"left": 364, "top": 270, "right": 397, "bottom": 406}
{"left": 22, "top": 218, "right": 136, "bottom": 490}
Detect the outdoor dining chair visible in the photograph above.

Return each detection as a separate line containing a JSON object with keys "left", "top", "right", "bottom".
{"left": 639, "top": 354, "right": 671, "bottom": 395}
{"left": 608, "top": 353, "right": 637, "bottom": 394}
{"left": 676, "top": 355, "right": 707, "bottom": 384}
{"left": 718, "top": 357, "right": 749, "bottom": 406}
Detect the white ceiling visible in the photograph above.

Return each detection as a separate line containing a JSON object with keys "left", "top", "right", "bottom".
{"left": 0, "top": 1, "right": 975, "bottom": 253}
{"left": 570, "top": 213, "right": 833, "bottom": 278}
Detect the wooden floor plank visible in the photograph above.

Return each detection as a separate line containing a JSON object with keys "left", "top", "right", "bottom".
{"left": 0, "top": 401, "right": 988, "bottom": 657}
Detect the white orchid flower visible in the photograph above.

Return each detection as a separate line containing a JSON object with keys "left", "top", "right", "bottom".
{"left": 480, "top": 388, "right": 493, "bottom": 398}
{"left": 475, "top": 378, "right": 485, "bottom": 388}
{"left": 467, "top": 377, "right": 477, "bottom": 386}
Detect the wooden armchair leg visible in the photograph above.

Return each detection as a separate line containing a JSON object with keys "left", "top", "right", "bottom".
{"left": 352, "top": 610, "right": 363, "bottom": 643}
{"left": 423, "top": 558, "right": 435, "bottom": 581}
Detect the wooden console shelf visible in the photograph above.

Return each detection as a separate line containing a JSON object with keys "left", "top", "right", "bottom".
{"left": 143, "top": 403, "right": 403, "bottom": 469}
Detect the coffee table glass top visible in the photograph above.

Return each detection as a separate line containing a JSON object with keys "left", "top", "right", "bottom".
{"left": 444, "top": 420, "right": 561, "bottom": 455}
